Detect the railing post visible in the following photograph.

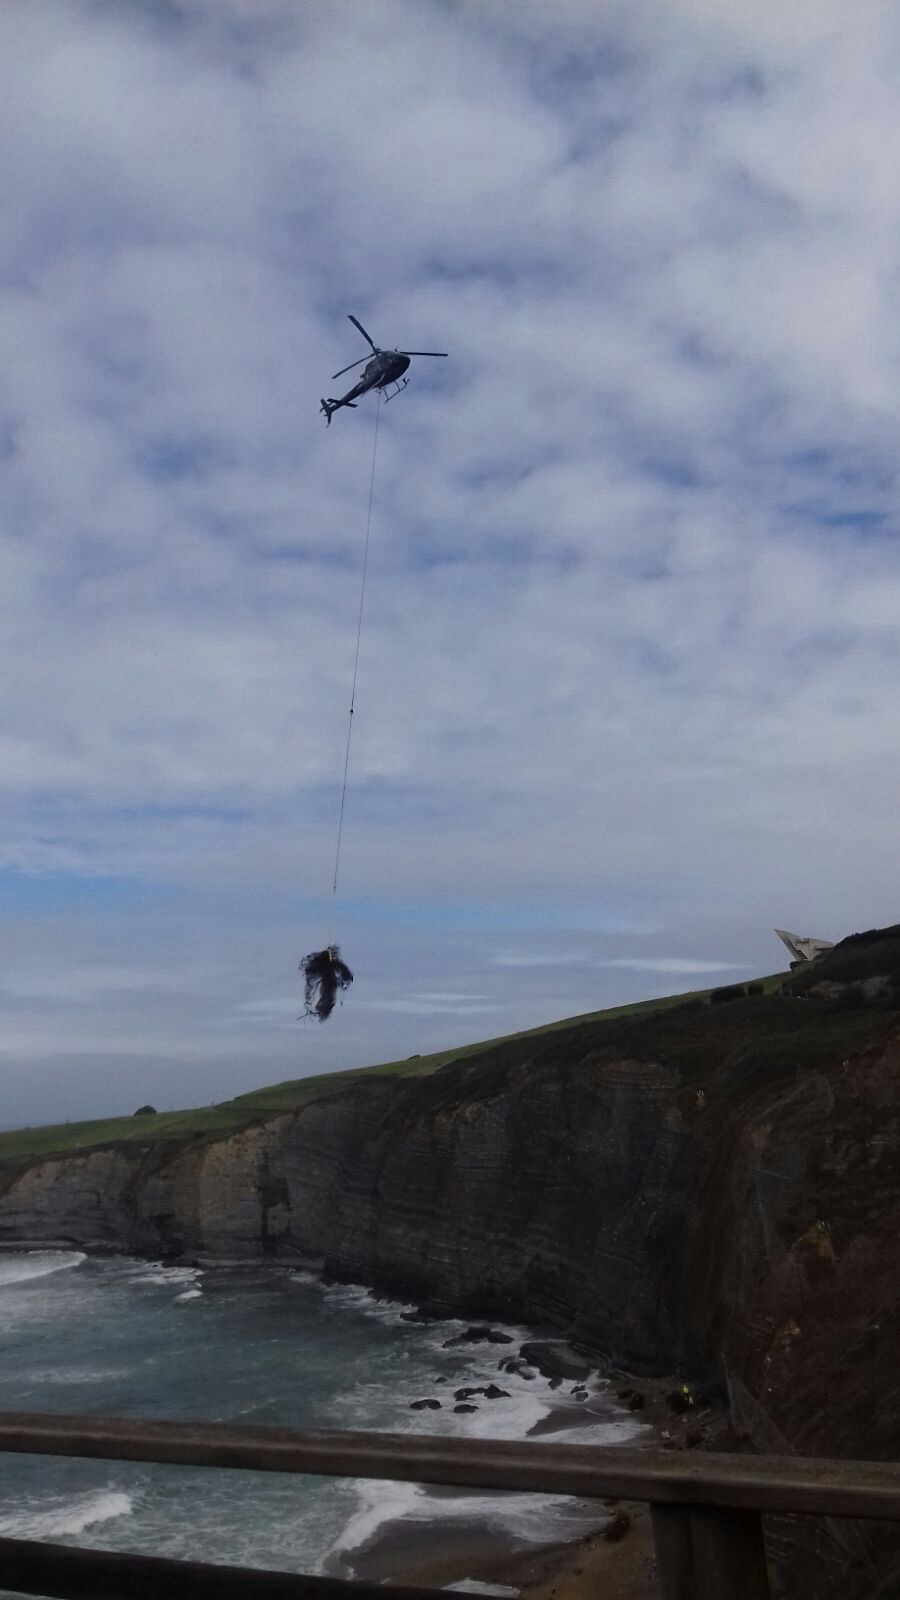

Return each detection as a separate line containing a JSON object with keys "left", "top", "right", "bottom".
{"left": 651, "top": 1503, "right": 771, "bottom": 1600}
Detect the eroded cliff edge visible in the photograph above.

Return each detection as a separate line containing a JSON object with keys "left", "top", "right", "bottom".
{"left": 4, "top": 932, "right": 900, "bottom": 1596}
{"left": 3, "top": 964, "right": 899, "bottom": 1464}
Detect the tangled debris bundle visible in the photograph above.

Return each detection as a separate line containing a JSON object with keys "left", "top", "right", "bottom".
{"left": 300, "top": 945, "right": 354, "bottom": 1022}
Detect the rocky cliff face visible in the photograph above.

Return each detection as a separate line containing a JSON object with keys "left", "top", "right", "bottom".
{"left": 2, "top": 994, "right": 897, "bottom": 1396}
{"left": 3, "top": 977, "right": 899, "bottom": 1596}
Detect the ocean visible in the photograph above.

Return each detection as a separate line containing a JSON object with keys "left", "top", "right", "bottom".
{"left": 0, "top": 1251, "right": 640, "bottom": 1582}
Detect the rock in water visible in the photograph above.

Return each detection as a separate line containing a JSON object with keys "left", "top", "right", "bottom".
{"left": 519, "top": 1341, "right": 592, "bottom": 1380}
{"left": 444, "top": 1325, "right": 514, "bottom": 1347}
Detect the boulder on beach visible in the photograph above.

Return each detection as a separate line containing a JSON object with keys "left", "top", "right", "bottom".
{"left": 409, "top": 1398, "right": 442, "bottom": 1410}
{"left": 498, "top": 1357, "right": 536, "bottom": 1379}
{"left": 602, "top": 1512, "right": 631, "bottom": 1542}
{"left": 442, "top": 1324, "right": 514, "bottom": 1347}
{"left": 519, "top": 1340, "right": 593, "bottom": 1381}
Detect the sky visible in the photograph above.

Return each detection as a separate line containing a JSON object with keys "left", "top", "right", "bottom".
{"left": 3, "top": 0, "right": 900, "bottom": 1126}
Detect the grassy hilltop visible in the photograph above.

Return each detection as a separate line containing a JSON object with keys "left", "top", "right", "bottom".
{"left": 6, "top": 924, "right": 900, "bottom": 1168}
{"left": 0, "top": 975, "right": 788, "bottom": 1165}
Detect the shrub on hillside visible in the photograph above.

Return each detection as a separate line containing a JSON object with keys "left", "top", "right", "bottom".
{"left": 833, "top": 985, "right": 865, "bottom": 1012}
{"left": 710, "top": 983, "right": 747, "bottom": 1004}
{"left": 745, "top": 980, "right": 764, "bottom": 996}
{"left": 790, "top": 924, "right": 900, "bottom": 993}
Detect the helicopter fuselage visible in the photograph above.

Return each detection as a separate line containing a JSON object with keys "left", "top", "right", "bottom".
{"left": 363, "top": 350, "right": 410, "bottom": 388}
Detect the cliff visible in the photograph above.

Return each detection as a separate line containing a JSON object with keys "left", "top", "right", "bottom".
{"left": 2, "top": 933, "right": 899, "bottom": 1594}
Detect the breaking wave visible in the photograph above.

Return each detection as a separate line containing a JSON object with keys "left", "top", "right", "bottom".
{"left": 128, "top": 1264, "right": 203, "bottom": 1291}
{"left": 0, "top": 1490, "right": 133, "bottom": 1540}
{"left": 0, "top": 1251, "right": 85, "bottom": 1287}
{"left": 289, "top": 1273, "right": 641, "bottom": 1575}
{"left": 0, "top": 1254, "right": 641, "bottom": 1581}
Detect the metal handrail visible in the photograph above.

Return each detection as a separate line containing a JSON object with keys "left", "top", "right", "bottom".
{"left": 0, "top": 1538, "right": 480, "bottom": 1600}
{"left": 1, "top": 1412, "right": 898, "bottom": 1600}
{"left": 0, "top": 1412, "right": 898, "bottom": 1520}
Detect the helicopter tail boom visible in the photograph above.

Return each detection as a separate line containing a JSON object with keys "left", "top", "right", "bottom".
{"left": 320, "top": 397, "right": 357, "bottom": 425}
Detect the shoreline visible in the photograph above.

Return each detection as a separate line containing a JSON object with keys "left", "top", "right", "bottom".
{"left": 336, "top": 1375, "right": 732, "bottom": 1599}
{"left": 1, "top": 1245, "right": 729, "bottom": 1597}
{"left": 347, "top": 1509, "right": 659, "bottom": 1600}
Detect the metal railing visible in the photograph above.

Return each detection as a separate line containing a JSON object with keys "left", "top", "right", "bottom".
{"left": 1, "top": 1412, "right": 898, "bottom": 1600}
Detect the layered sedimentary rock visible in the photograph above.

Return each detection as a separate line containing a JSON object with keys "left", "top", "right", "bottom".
{"left": 3, "top": 975, "right": 899, "bottom": 1596}
{"left": 2, "top": 996, "right": 897, "bottom": 1402}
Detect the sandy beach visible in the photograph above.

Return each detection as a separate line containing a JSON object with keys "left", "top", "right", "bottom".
{"left": 348, "top": 1499, "right": 659, "bottom": 1600}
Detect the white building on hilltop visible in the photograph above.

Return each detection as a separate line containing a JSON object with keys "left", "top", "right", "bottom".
{"left": 775, "top": 929, "right": 834, "bottom": 965}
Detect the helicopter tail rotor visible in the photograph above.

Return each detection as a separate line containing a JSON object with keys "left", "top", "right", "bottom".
{"left": 321, "top": 397, "right": 357, "bottom": 424}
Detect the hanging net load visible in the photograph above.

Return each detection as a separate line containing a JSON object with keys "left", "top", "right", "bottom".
{"left": 300, "top": 945, "right": 354, "bottom": 1022}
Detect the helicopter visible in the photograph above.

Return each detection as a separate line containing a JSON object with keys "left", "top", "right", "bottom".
{"left": 320, "top": 315, "right": 447, "bottom": 424}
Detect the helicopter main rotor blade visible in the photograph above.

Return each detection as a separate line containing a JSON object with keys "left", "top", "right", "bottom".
{"left": 398, "top": 351, "right": 448, "bottom": 358}
{"left": 348, "top": 314, "right": 378, "bottom": 352}
{"left": 331, "top": 355, "right": 369, "bottom": 380}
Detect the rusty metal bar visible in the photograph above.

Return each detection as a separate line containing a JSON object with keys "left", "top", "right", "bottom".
{"left": 0, "top": 1413, "right": 898, "bottom": 1521}
{"left": 650, "top": 1504, "right": 695, "bottom": 1599}
{"left": 651, "top": 1504, "right": 772, "bottom": 1599}
{"left": 0, "top": 1535, "right": 486, "bottom": 1600}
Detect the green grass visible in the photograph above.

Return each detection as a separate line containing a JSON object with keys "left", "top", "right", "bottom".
{"left": 0, "top": 972, "right": 787, "bottom": 1167}
{"left": 0, "top": 1104, "right": 272, "bottom": 1164}
{"left": 227, "top": 977, "right": 768, "bottom": 1111}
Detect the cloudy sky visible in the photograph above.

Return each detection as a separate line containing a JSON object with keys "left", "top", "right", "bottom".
{"left": 3, "top": 0, "right": 900, "bottom": 1126}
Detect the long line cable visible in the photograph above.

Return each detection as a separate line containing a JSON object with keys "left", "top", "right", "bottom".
{"left": 329, "top": 392, "right": 382, "bottom": 937}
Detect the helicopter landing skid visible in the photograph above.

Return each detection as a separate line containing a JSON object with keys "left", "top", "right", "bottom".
{"left": 383, "top": 376, "right": 409, "bottom": 402}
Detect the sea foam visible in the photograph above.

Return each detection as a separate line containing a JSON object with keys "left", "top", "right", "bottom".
{"left": 0, "top": 1490, "right": 133, "bottom": 1540}
{"left": 129, "top": 1264, "right": 203, "bottom": 1290}
{"left": 316, "top": 1295, "right": 637, "bottom": 1574}
{"left": 0, "top": 1251, "right": 85, "bottom": 1287}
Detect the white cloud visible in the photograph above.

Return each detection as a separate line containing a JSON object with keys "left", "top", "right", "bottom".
{"left": 364, "top": 998, "right": 502, "bottom": 1018}
{"left": 0, "top": 964, "right": 192, "bottom": 1004}
{"left": 599, "top": 959, "right": 744, "bottom": 975}
{"left": 489, "top": 951, "right": 589, "bottom": 969}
